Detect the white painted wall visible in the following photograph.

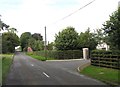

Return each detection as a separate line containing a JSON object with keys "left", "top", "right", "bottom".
{"left": 96, "top": 43, "right": 109, "bottom": 51}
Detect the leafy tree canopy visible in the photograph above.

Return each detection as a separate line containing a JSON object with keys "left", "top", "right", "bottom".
{"left": 55, "top": 26, "right": 79, "bottom": 50}
{"left": 20, "top": 32, "right": 32, "bottom": 51}
{"left": 2, "top": 32, "right": 20, "bottom": 53}
{"left": 32, "top": 33, "right": 43, "bottom": 41}
{"left": 78, "top": 28, "right": 97, "bottom": 50}
{"left": 103, "top": 7, "right": 120, "bottom": 50}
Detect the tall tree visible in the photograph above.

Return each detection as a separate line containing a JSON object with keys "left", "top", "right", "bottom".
{"left": 78, "top": 28, "right": 97, "bottom": 50}
{"left": 55, "top": 26, "right": 78, "bottom": 50}
{"left": 20, "top": 32, "right": 32, "bottom": 51}
{"left": 0, "top": 22, "right": 9, "bottom": 31}
{"left": 2, "top": 32, "right": 20, "bottom": 53}
{"left": 7, "top": 28, "right": 18, "bottom": 33}
{"left": 34, "top": 40, "right": 44, "bottom": 51}
{"left": 0, "top": 15, "right": 9, "bottom": 31}
{"left": 32, "top": 33, "right": 43, "bottom": 41}
{"left": 102, "top": 7, "right": 120, "bottom": 50}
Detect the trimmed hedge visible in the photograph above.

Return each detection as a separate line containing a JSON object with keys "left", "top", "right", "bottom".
{"left": 33, "top": 50, "right": 82, "bottom": 59}
{"left": 91, "top": 50, "right": 120, "bottom": 55}
{"left": 91, "top": 50, "right": 120, "bottom": 70}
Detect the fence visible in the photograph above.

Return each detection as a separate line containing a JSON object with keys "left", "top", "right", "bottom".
{"left": 91, "top": 50, "right": 120, "bottom": 69}
{"left": 33, "top": 50, "right": 83, "bottom": 59}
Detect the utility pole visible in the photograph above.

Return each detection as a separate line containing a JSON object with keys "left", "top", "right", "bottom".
{"left": 44, "top": 26, "right": 47, "bottom": 60}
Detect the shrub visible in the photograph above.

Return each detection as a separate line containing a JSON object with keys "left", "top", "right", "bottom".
{"left": 33, "top": 50, "right": 82, "bottom": 59}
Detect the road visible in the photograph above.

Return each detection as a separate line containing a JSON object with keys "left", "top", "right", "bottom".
{"left": 4, "top": 52, "right": 106, "bottom": 85}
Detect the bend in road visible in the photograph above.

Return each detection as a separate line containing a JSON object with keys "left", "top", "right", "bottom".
{"left": 4, "top": 52, "right": 106, "bottom": 85}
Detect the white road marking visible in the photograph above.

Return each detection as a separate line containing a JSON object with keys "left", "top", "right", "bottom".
{"left": 43, "top": 72, "right": 50, "bottom": 78}
{"left": 31, "top": 64, "right": 34, "bottom": 66}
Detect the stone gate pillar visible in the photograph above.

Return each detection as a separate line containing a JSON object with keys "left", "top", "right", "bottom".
{"left": 83, "top": 48, "right": 89, "bottom": 60}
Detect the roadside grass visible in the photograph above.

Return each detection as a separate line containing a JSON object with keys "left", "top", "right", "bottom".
{"left": 1, "top": 54, "right": 13, "bottom": 83}
{"left": 0, "top": 56, "right": 2, "bottom": 85}
{"left": 26, "top": 52, "right": 55, "bottom": 61}
{"left": 80, "top": 65, "right": 119, "bottom": 86}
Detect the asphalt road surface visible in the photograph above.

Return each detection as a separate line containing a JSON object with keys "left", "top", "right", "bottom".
{"left": 4, "top": 52, "right": 106, "bottom": 85}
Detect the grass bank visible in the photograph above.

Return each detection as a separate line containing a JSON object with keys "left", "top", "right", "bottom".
{"left": 2, "top": 54, "right": 13, "bottom": 83}
{"left": 80, "top": 65, "right": 119, "bottom": 86}
{"left": 0, "top": 56, "right": 2, "bottom": 85}
{"left": 26, "top": 52, "right": 55, "bottom": 61}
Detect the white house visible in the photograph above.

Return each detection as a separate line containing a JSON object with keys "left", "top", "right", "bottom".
{"left": 96, "top": 42, "right": 109, "bottom": 51}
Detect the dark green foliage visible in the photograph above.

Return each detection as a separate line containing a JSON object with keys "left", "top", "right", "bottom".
{"left": 20, "top": 32, "right": 32, "bottom": 51}
{"left": 20, "top": 32, "right": 44, "bottom": 51}
{"left": 92, "top": 50, "right": 120, "bottom": 55}
{"left": 55, "top": 26, "right": 79, "bottom": 50}
{"left": 0, "top": 22, "right": 9, "bottom": 31}
{"left": 33, "top": 50, "right": 82, "bottom": 59}
{"left": 55, "top": 27, "right": 98, "bottom": 51}
{"left": 32, "top": 33, "right": 43, "bottom": 41}
{"left": 2, "top": 32, "right": 20, "bottom": 53}
{"left": 78, "top": 28, "right": 98, "bottom": 50}
{"left": 103, "top": 7, "right": 120, "bottom": 50}
{"left": 28, "top": 38, "right": 44, "bottom": 51}
{"left": 47, "top": 42, "right": 54, "bottom": 50}
{"left": 7, "top": 28, "right": 17, "bottom": 33}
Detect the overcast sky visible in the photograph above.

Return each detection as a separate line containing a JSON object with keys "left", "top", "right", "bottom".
{"left": 0, "top": 0, "right": 119, "bottom": 42}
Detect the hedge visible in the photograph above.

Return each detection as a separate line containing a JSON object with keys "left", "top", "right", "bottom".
{"left": 33, "top": 50, "right": 82, "bottom": 59}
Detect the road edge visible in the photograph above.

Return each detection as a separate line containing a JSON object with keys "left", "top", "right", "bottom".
{"left": 77, "top": 62, "right": 91, "bottom": 72}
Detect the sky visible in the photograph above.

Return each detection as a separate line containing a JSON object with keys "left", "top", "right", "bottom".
{"left": 0, "top": 0, "right": 119, "bottom": 42}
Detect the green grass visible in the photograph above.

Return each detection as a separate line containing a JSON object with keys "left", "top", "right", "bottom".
{"left": 80, "top": 65, "right": 119, "bottom": 86}
{"left": 26, "top": 52, "right": 55, "bottom": 61}
{"left": 0, "top": 57, "right": 2, "bottom": 85}
{"left": 1, "top": 54, "right": 13, "bottom": 83}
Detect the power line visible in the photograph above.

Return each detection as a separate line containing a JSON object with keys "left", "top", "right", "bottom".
{"left": 62, "top": 0, "right": 96, "bottom": 20}
{"left": 50, "top": 0, "right": 96, "bottom": 26}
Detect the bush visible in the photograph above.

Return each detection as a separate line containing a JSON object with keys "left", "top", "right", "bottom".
{"left": 33, "top": 50, "right": 82, "bottom": 59}
{"left": 92, "top": 50, "right": 120, "bottom": 55}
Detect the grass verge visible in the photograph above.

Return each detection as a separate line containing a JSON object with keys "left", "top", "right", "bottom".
{"left": 80, "top": 65, "right": 119, "bottom": 86}
{"left": 26, "top": 52, "right": 55, "bottom": 61}
{"left": 0, "top": 56, "right": 2, "bottom": 85}
{"left": 2, "top": 54, "right": 13, "bottom": 83}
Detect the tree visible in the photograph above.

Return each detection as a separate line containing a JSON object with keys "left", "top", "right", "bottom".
{"left": 32, "top": 33, "right": 43, "bottom": 41}
{"left": 55, "top": 26, "right": 79, "bottom": 50}
{"left": 20, "top": 32, "right": 32, "bottom": 51}
{"left": 2, "top": 32, "right": 20, "bottom": 53}
{"left": 7, "top": 28, "right": 18, "bottom": 33}
{"left": 94, "top": 29, "right": 105, "bottom": 44}
{"left": 28, "top": 38, "right": 36, "bottom": 51}
{"left": 102, "top": 7, "right": 120, "bottom": 50}
{"left": 28, "top": 38, "right": 44, "bottom": 51}
{"left": 0, "top": 15, "right": 9, "bottom": 31}
{"left": 28, "top": 33, "right": 44, "bottom": 51}
{"left": 0, "top": 22, "right": 9, "bottom": 31}
{"left": 34, "top": 40, "right": 44, "bottom": 51}
{"left": 78, "top": 28, "right": 97, "bottom": 50}
{"left": 47, "top": 42, "right": 54, "bottom": 50}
